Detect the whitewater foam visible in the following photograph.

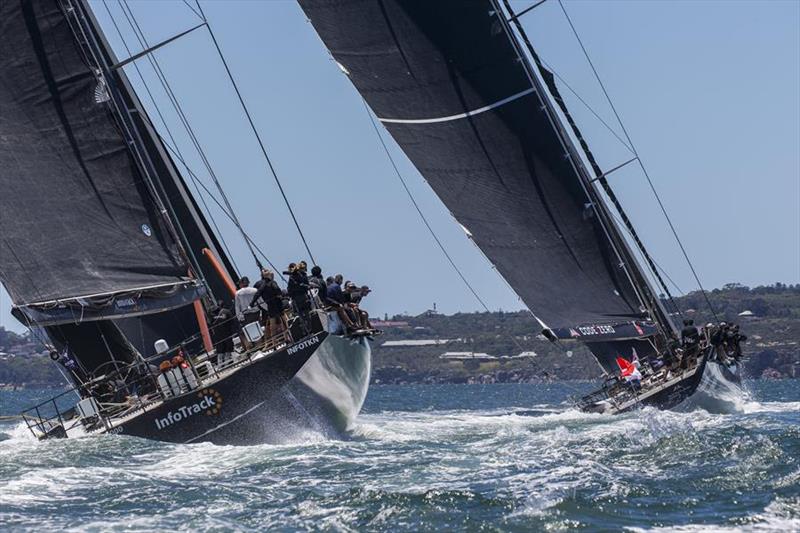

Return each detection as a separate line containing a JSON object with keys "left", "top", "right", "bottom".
{"left": 0, "top": 382, "right": 797, "bottom": 531}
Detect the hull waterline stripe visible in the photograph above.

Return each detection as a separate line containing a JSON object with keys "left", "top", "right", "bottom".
{"left": 378, "top": 87, "right": 534, "bottom": 124}
{"left": 183, "top": 400, "right": 267, "bottom": 443}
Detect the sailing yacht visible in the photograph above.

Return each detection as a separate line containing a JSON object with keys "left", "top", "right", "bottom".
{"left": 1, "top": 0, "right": 370, "bottom": 444}
{"left": 299, "top": 0, "right": 742, "bottom": 414}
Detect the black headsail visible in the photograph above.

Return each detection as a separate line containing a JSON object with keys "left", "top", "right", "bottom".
{"left": 0, "top": 0, "right": 205, "bottom": 326}
{"left": 299, "top": 0, "right": 675, "bottom": 346}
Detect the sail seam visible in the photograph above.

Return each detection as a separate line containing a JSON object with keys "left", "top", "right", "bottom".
{"left": 378, "top": 87, "right": 534, "bottom": 124}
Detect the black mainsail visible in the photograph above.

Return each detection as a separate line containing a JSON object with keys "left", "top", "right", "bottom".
{"left": 0, "top": 0, "right": 247, "bottom": 369}
{"left": 299, "top": 0, "right": 676, "bottom": 345}
{"left": 0, "top": 0, "right": 203, "bottom": 325}
{"left": 0, "top": 0, "right": 240, "bottom": 360}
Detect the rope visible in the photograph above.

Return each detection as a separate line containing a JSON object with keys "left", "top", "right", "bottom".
{"left": 194, "top": 0, "right": 316, "bottom": 266}
{"left": 557, "top": 0, "right": 719, "bottom": 321}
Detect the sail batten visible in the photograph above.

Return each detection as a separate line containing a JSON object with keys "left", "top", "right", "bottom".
{"left": 300, "top": 0, "right": 646, "bottom": 330}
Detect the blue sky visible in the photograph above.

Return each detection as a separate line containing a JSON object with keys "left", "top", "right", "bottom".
{"left": 1, "top": 0, "right": 798, "bottom": 333}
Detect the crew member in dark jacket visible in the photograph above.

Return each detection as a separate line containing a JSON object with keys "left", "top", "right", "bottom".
{"left": 326, "top": 274, "right": 356, "bottom": 332}
{"left": 287, "top": 262, "right": 311, "bottom": 325}
{"left": 251, "top": 270, "right": 286, "bottom": 341}
{"left": 309, "top": 265, "right": 327, "bottom": 304}
{"left": 680, "top": 319, "right": 699, "bottom": 346}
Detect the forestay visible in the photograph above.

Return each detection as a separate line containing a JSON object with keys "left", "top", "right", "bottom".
{"left": 299, "top": 0, "right": 645, "bottom": 329}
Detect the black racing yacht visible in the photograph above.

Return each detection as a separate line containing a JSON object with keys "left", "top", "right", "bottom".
{"left": 2, "top": 0, "right": 371, "bottom": 444}
{"left": 298, "top": 0, "right": 742, "bottom": 414}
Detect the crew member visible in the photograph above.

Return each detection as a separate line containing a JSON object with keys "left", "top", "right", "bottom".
{"left": 252, "top": 269, "right": 273, "bottom": 323}
{"left": 309, "top": 265, "right": 327, "bottom": 305}
{"left": 288, "top": 261, "right": 312, "bottom": 326}
{"left": 326, "top": 274, "right": 357, "bottom": 333}
{"left": 251, "top": 269, "right": 287, "bottom": 343}
{"left": 326, "top": 274, "right": 345, "bottom": 306}
{"left": 210, "top": 300, "right": 236, "bottom": 367}
{"left": 234, "top": 277, "right": 258, "bottom": 326}
{"left": 345, "top": 283, "right": 373, "bottom": 331}
{"left": 680, "top": 319, "right": 699, "bottom": 346}
{"left": 713, "top": 323, "right": 731, "bottom": 363}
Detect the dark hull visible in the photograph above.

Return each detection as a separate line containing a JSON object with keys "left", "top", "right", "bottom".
{"left": 617, "top": 357, "right": 709, "bottom": 414}
{"left": 110, "top": 332, "right": 371, "bottom": 445}
{"left": 675, "top": 358, "right": 743, "bottom": 413}
{"left": 581, "top": 356, "right": 742, "bottom": 415}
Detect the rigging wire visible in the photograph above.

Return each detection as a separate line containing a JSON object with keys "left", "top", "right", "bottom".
{"left": 161, "top": 141, "right": 287, "bottom": 282}
{"left": 605, "top": 209, "right": 686, "bottom": 319}
{"left": 193, "top": 0, "right": 317, "bottom": 266}
{"left": 556, "top": 0, "right": 719, "bottom": 321}
{"left": 180, "top": 0, "right": 202, "bottom": 20}
{"left": 117, "top": 0, "right": 262, "bottom": 272}
{"left": 537, "top": 56, "right": 634, "bottom": 154}
{"left": 101, "top": 0, "right": 240, "bottom": 274}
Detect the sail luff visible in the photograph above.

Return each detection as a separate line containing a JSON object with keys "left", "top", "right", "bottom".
{"left": 489, "top": 0, "right": 653, "bottom": 324}
{"left": 497, "top": 0, "right": 677, "bottom": 338}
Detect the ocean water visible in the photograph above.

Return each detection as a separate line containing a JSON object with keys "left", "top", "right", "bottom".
{"left": 1, "top": 382, "right": 798, "bottom": 531}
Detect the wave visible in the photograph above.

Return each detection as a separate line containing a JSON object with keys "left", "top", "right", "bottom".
{"left": 0, "top": 383, "right": 797, "bottom": 531}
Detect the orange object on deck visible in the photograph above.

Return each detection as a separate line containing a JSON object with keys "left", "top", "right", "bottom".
{"left": 202, "top": 247, "right": 237, "bottom": 297}
{"left": 193, "top": 299, "right": 214, "bottom": 354}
